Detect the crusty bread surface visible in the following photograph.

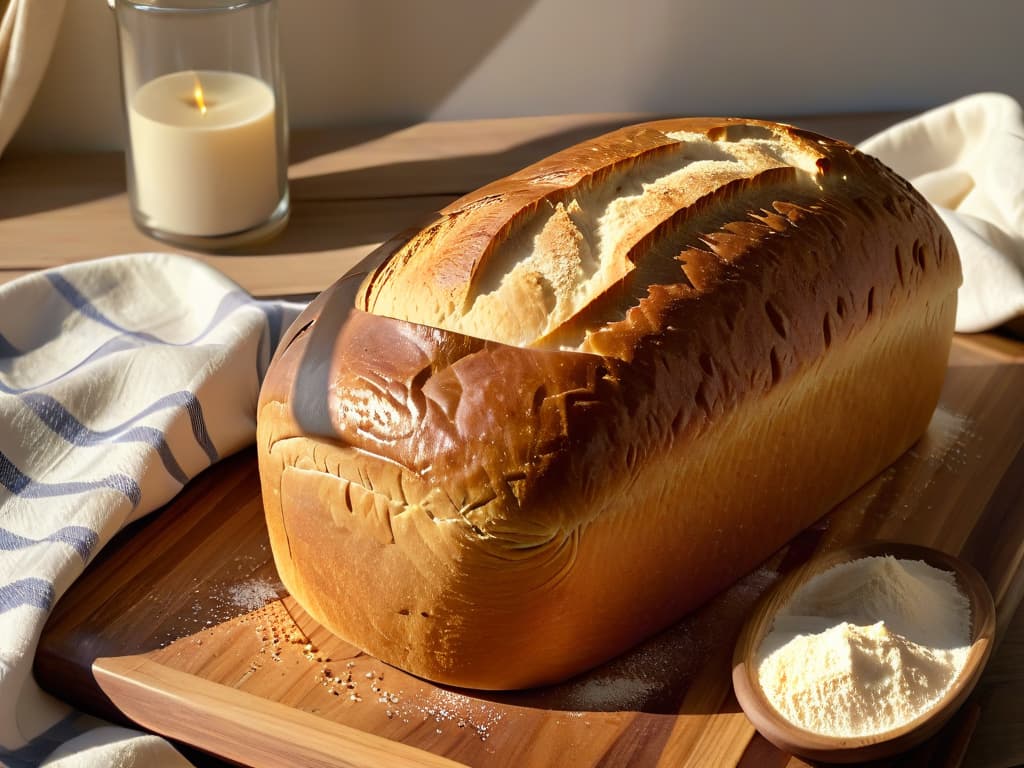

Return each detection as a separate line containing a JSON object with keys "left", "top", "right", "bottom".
{"left": 256, "top": 117, "right": 961, "bottom": 689}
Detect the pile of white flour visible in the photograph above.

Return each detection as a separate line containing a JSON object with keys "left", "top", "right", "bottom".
{"left": 757, "top": 556, "right": 971, "bottom": 737}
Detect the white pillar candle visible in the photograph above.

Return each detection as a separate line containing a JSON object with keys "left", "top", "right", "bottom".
{"left": 128, "top": 70, "right": 280, "bottom": 237}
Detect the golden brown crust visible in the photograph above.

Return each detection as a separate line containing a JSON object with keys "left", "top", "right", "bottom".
{"left": 257, "top": 117, "right": 961, "bottom": 689}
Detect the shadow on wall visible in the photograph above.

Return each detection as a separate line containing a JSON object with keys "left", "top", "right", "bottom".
{"left": 12, "top": 0, "right": 1024, "bottom": 152}
{"left": 281, "top": 0, "right": 540, "bottom": 126}
{"left": 11, "top": 0, "right": 540, "bottom": 153}
{"left": 283, "top": 0, "right": 1024, "bottom": 126}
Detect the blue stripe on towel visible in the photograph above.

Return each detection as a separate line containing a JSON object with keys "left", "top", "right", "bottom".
{"left": 263, "top": 302, "right": 286, "bottom": 351}
{"left": 0, "top": 451, "right": 142, "bottom": 508}
{"left": 0, "top": 526, "right": 99, "bottom": 561}
{"left": 118, "top": 390, "right": 217, "bottom": 463}
{"left": 21, "top": 393, "right": 191, "bottom": 484}
{"left": 256, "top": 302, "right": 286, "bottom": 379}
{"left": 182, "top": 393, "right": 218, "bottom": 463}
{"left": 0, "top": 578, "right": 54, "bottom": 614}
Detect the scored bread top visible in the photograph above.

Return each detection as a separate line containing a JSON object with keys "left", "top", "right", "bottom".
{"left": 358, "top": 118, "right": 831, "bottom": 356}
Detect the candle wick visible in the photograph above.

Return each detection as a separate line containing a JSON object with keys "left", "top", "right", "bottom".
{"left": 193, "top": 77, "right": 208, "bottom": 115}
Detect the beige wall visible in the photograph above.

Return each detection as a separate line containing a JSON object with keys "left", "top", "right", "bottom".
{"left": 13, "top": 0, "right": 1024, "bottom": 151}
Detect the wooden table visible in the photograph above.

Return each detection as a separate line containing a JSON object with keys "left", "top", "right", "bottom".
{"left": 3, "top": 112, "right": 1022, "bottom": 767}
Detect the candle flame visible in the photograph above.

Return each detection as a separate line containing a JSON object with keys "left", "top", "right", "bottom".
{"left": 193, "top": 76, "right": 207, "bottom": 115}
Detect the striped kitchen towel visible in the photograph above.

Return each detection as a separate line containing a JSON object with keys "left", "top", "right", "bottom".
{"left": 0, "top": 252, "right": 304, "bottom": 766}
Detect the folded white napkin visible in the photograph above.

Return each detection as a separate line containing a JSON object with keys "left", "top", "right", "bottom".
{"left": 859, "top": 92, "right": 1024, "bottom": 332}
{"left": 0, "top": 0, "right": 66, "bottom": 156}
{"left": 0, "top": 253, "right": 302, "bottom": 767}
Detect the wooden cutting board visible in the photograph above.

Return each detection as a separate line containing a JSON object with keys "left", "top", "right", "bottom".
{"left": 35, "top": 335, "right": 1024, "bottom": 768}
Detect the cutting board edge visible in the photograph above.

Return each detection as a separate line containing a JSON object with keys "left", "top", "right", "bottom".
{"left": 92, "top": 655, "right": 468, "bottom": 768}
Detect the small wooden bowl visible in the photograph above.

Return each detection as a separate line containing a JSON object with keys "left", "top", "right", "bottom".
{"left": 732, "top": 541, "right": 996, "bottom": 764}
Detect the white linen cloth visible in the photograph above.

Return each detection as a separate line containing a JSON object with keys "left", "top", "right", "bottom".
{"left": 37, "top": 728, "right": 194, "bottom": 768}
{"left": 0, "top": 0, "right": 66, "bottom": 156}
{"left": 859, "top": 92, "right": 1024, "bottom": 332}
{"left": 0, "top": 252, "right": 303, "bottom": 767}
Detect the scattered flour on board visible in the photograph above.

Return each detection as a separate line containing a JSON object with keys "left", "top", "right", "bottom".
{"left": 558, "top": 564, "right": 779, "bottom": 711}
{"left": 227, "top": 577, "right": 283, "bottom": 612}
{"left": 908, "top": 406, "right": 977, "bottom": 474}
{"left": 386, "top": 687, "right": 506, "bottom": 742}
{"left": 564, "top": 678, "right": 658, "bottom": 710}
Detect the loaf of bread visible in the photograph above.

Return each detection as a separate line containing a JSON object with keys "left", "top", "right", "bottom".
{"left": 257, "top": 117, "right": 961, "bottom": 690}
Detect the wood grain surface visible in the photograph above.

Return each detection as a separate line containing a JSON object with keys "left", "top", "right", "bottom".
{"left": 34, "top": 336, "right": 1024, "bottom": 768}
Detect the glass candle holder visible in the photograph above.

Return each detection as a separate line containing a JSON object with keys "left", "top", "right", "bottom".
{"left": 113, "top": 0, "right": 289, "bottom": 250}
